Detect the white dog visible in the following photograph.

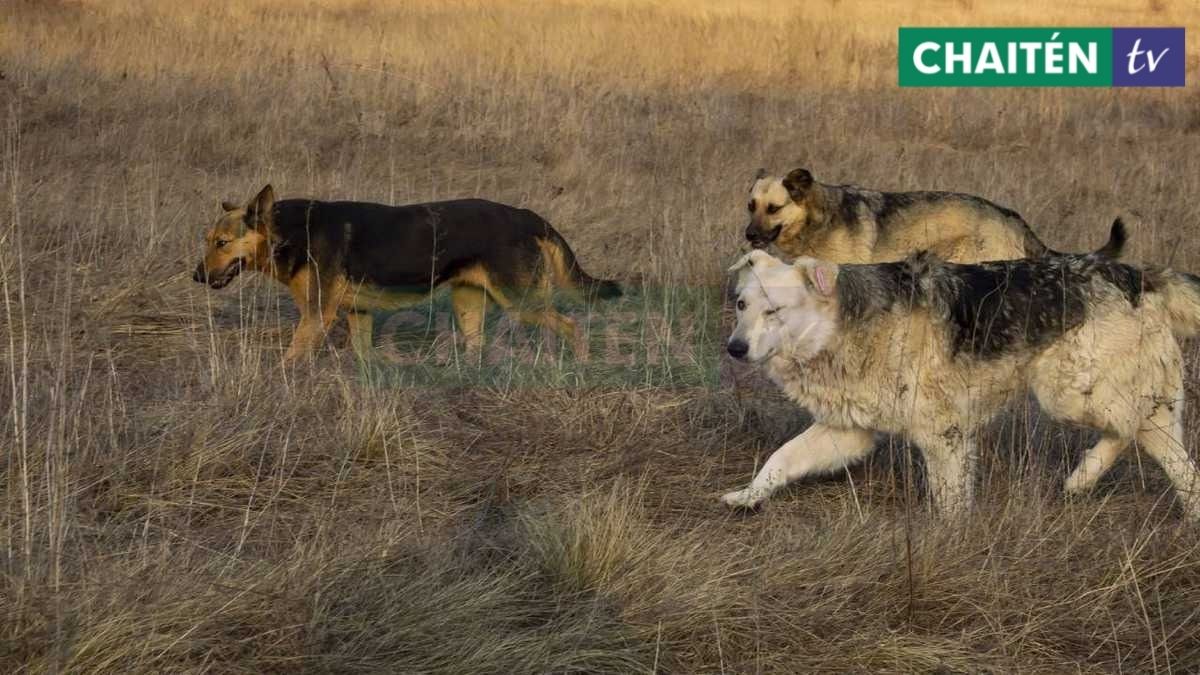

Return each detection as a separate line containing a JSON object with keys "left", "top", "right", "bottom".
{"left": 721, "top": 247, "right": 1200, "bottom": 517}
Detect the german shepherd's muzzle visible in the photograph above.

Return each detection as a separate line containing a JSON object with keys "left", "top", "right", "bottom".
{"left": 193, "top": 257, "right": 245, "bottom": 289}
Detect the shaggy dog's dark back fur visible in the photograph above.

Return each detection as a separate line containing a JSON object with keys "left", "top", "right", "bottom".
{"left": 836, "top": 230, "right": 1154, "bottom": 360}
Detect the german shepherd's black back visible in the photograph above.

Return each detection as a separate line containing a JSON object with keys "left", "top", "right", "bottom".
{"left": 269, "top": 198, "right": 620, "bottom": 297}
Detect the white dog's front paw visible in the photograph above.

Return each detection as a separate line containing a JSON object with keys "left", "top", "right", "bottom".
{"left": 1062, "top": 475, "right": 1086, "bottom": 496}
{"left": 721, "top": 488, "right": 765, "bottom": 509}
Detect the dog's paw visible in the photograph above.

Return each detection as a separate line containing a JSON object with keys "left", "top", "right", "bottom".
{"left": 1062, "top": 475, "right": 1093, "bottom": 498}
{"left": 721, "top": 488, "right": 765, "bottom": 509}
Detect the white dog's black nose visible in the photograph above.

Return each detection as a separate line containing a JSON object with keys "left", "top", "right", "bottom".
{"left": 726, "top": 339, "right": 749, "bottom": 360}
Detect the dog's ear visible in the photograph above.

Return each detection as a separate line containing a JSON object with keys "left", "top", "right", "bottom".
{"left": 782, "top": 168, "right": 814, "bottom": 201}
{"left": 244, "top": 184, "right": 276, "bottom": 231}
{"left": 728, "top": 249, "right": 783, "bottom": 274}
{"left": 221, "top": 200, "right": 239, "bottom": 212}
{"left": 795, "top": 258, "right": 838, "bottom": 297}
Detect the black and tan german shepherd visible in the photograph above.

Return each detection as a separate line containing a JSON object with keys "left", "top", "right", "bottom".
{"left": 193, "top": 185, "right": 621, "bottom": 362}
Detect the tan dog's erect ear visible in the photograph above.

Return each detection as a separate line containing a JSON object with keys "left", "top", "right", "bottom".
{"left": 728, "top": 249, "right": 784, "bottom": 274}
{"left": 221, "top": 200, "right": 239, "bottom": 212}
{"left": 795, "top": 258, "right": 838, "bottom": 297}
{"left": 781, "top": 168, "right": 814, "bottom": 201}
{"left": 244, "top": 184, "right": 276, "bottom": 230}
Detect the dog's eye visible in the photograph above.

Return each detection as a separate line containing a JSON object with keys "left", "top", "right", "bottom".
{"left": 215, "top": 239, "right": 230, "bottom": 248}
{"left": 736, "top": 299, "right": 746, "bottom": 311}
{"left": 766, "top": 204, "right": 781, "bottom": 215}
{"left": 764, "top": 308, "right": 778, "bottom": 316}
{"left": 746, "top": 201, "right": 755, "bottom": 213}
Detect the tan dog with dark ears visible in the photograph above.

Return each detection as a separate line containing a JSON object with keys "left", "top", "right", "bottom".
{"left": 744, "top": 167, "right": 1125, "bottom": 264}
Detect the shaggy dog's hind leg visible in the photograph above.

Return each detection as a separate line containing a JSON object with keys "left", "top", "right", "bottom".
{"left": 1137, "top": 391, "right": 1200, "bottom": 520}
{"left": 1064, "top": 434, "right": 1129, "bottom": 495}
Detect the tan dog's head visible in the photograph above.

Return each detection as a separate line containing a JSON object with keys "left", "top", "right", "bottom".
{"left": 726, "top": 250, "right": 839, "bottom": 364}
{"left": 744, "top": 167, "right": 817, "bottom": 250}
{"left": 192, "top": 184, "right": 276, "bottom": 289}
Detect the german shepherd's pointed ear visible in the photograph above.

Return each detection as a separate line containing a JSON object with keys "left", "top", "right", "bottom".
{"left": 794, "top": 257, "right": 838, "bottom": 297}
{"left": 244, "top": 184, "right": 276, "bottom": 231}
{"left": 781, "top": 168, "right": 814, "bottom": 201}
{"left": 221, "top": 200, "right": 240, "bottom": 212}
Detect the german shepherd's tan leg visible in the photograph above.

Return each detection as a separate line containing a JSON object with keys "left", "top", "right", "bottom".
{"left": 516, "top": 309, "right": 577, "bottom": 343}
{"left": 450, "top": 284, "right": 488, "bottom": 355}
{"left": 285, "top": 309, "right": 340, "bottom": 362}
{"left": 451, "top": 266, "right": 577, "bottom": 355}
{"left": 346, "top": 311, "right": 374, "bottom": 361}
{"left": 284, "top": 267, "right": 343, "bottom": 363}
{"left": 492, "top": 277, "right": 577, "bottom": 346}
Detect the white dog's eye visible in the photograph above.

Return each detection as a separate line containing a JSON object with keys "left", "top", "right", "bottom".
{"left": 764, "top": 308, "right": 778, "bottom": 316}
{"left": 736, "top": 299, "right": 746, "bottom": 311}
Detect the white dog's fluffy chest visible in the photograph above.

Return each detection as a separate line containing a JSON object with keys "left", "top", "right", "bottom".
{"left": 765, "top": 354, "right": 898, "bottom": 431}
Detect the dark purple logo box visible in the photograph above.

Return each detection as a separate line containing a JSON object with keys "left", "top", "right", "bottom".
{"left": 1112, "top": 28, "right": 1185, "bottom": 87}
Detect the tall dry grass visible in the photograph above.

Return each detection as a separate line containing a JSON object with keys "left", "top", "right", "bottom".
{"left": 3, "top": 0, "right": 1200, "bottom": 671}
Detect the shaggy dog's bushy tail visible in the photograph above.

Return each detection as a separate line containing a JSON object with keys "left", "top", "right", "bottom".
{"left": 1092, "top": 218, "right": 1128, "bottom": 259}
{"left": 1163, "top": 271, "right": 1200, "bottom": 337}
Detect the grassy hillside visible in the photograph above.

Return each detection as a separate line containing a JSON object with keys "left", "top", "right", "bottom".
{"left": 3, "top": 0, "right": 1200, "bottom": 671}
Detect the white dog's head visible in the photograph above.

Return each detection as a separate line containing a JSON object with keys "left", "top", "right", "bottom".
{"left": 726, "top": 250, "right": 840, "bottom": 364}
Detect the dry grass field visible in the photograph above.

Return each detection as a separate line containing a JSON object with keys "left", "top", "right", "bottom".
{"left": 5, "top": 0, "right": 1200, "bottom": 671}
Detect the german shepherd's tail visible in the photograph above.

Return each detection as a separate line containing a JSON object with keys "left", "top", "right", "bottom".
{"left": 1163, "top": 270, "right": 1200, "bottom": 338}
{"left": 539, "top": 228, "right": 622, "bottom": 300}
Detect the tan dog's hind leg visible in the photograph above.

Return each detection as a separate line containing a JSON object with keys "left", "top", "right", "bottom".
{"left": 517, "top": 309, "right": 577, "bottom": 345}
{"left": 1064, "top": 434, "right": 1129, "bottom": 495}
{"left": 1137, "top": 392, "right": 1200, "bottom": 519}
{"left": 346, "top": 311, "right": 374, "bottom": 361}
{"left": 455, "top": 270, "right": 578, "bottom": 354}
{"left": 721, "top": 424, "right": 875, "bottom": 508}
{"left": 451, "top": 284, "right": 488, "bottom": 356}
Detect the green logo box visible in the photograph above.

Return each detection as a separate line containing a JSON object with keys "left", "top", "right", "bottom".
{"left": 899, "top": 28, "right": 1113, "bottom": 87}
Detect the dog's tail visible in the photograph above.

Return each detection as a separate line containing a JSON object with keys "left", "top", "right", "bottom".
{"left": 1162, "top": 271, "right": 1200, "bottom": 338}
{"left": 1029, "top": 217, "right": 1129, "bottom": 260}
{"left": 539, "top": 228, "right": 622, "bottom": 300}
{"left": 1091, "top": 218, "right": 1128, "bottom": 259}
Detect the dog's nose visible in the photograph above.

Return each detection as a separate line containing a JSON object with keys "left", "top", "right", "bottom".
{"left": 744, "top": 224, "right": 760, "bottom": 242}
{"left": 727, "top": 339, "right": 749, "bottom": 360}
{"left": 192, "top": 262, "right": 207, "bottom": 283}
